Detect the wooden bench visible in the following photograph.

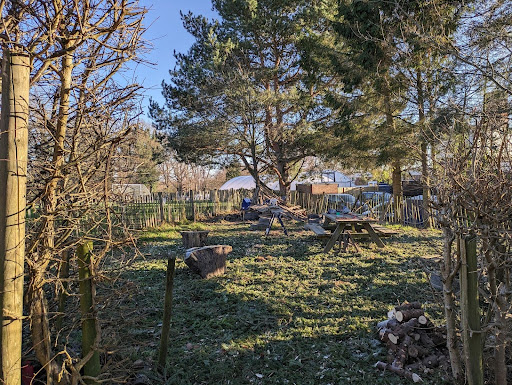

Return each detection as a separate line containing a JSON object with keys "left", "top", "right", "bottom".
{"left": 304, "top": 223, "right": 330, "bottom": 238}
{"left": 372, "top": 225, "right": 399, "bottom": 237}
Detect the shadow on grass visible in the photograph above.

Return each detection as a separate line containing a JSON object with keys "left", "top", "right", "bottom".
{"left": 118, "top": 262, "right": 401, "bottom": 385}
{"left": 103, "top": 222, "right": 446, "bottom": 385}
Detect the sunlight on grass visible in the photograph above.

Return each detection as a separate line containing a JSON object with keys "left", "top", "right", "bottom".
{"left": 106, "top": 221, "right": 448, "bottom": 385}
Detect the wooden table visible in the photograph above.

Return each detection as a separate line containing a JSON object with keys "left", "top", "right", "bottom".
{"left": 322, "top": 213, "right": 385, "bottom": 253}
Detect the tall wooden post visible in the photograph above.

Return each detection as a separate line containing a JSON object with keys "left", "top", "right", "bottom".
{"left": 210, "top": 189, "right": 216, "bottom": 217}
{"left": 460, "top": 236, "right": 483, "bottom": 385}
{"left": 189, "top": 190, "right": 196, "bottom": 222}
{"left": 157, "top": 257, "right": 176, "bottom": 371}
{"left": 158, "top": 192, "right": 165, "bottom": 224}
{"left": 0, "top": 49, "right": 30, "bottom": 385}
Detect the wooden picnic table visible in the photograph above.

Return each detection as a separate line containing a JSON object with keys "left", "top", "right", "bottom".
{"left": 322, "top": 213, "right": 385, "bottom": 253}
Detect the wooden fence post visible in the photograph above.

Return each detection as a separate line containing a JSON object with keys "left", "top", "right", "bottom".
{"left": 210, "top": 189, "right": 216, "bottom": 217}
{"left": 460, "top": 236, "right": 483, "bottom": 385}
{"left": 158, "top": 192, "right": 165, "bottom": 225}
{"left": 157, "top": 257, "right": 176, "bottom": 372}
{"left": 189, "top": 190, "right": 196, "bottom": 222}
{"left": 0, "top": 50, "right": 30, "bottom": 385}
{"left": 77, "top": 241, "right": 101, "bottom": 385}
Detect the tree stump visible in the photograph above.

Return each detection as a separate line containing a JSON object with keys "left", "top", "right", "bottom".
{"left": 180, "top": 230, "right": 209, "bottom": 248}
{"left": 184, "top": 245, "right": 232, "bottom": 279}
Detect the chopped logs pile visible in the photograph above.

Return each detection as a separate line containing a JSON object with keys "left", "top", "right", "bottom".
{"left": 375, "top": 302, "right": 449, "bottom": 383}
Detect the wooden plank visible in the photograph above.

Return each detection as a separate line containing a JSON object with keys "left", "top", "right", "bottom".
{"left": 304, "top": 223, "right": 329, "bottom": 236}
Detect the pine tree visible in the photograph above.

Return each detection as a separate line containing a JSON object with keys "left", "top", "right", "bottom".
{"left": 151, "top": 0, "right": 344, "bottom": 198}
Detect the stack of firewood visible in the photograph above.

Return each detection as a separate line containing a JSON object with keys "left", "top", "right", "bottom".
{"left": 375, "top": 302, "right": 448, "bottom": 383}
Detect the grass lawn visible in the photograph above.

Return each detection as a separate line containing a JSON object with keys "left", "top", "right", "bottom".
{"left": 104, "top": 220, "right": 448, "bottom": 385}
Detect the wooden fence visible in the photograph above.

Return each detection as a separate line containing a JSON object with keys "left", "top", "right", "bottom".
{"left": 289, "top": 189, "right": 433, "bottom": 227}
{"left": 114, "top": 189, "right": 252, "bottom": 229}
{"left": 116, "top": 187, "right": 432, "bottom": 229}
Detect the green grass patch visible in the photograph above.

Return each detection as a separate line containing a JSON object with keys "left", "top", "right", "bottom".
{"left": 103, "top": 221, "right": 447, "bottom": 384}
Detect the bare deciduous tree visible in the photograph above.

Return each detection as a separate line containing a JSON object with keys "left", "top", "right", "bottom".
{"left": 1, "top": 1, "right": 148, "bottom": 384}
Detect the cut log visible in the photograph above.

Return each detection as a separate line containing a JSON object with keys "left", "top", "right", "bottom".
{"left": 377, "top": 318, "right": 400, "bottom": 331}
{"left": 184, "top": 245, "right": 232, "bottom": 279}
{"left": 417, "top": 315, "right": 428, "bottom": 325}
{"left": 379, "top": 329, "right": 399, "bottom": 345}
{"left": 377, "top": 319, "right": 388, "bottom": 331}
{"left": 375, "top": 361, "right": 422, "bottom": 383}
{"left": 405, "top": 362, "right": 423, "bottom": 371}
{"left": 180, "top": 231, "right": 209, "bottom": 248}
{"left": 419, "top": 333, "right": 435, "bottom": 348}
{"left": 396, "top": 309, "right": 424, "bottom": 323}
{"left": 393, "top": 318, "right": 419, "bottom": 338}
{"left": 388, "top": 333, "right": 399, "bottom": 345}
{"left": 392, "top": 335, "right": 412, "bottom": 369}
{"left": 395, "top": 302, "right": 422, "bottom": 312}
{"left": 408, "top": 344, "right": 429, "bottom": 359}
{"left": 429, "top": 332, "right": 447, "bottom": 347}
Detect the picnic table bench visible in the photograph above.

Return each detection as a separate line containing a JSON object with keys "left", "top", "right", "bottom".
{"left": 304, "top": 223, "right": 330, "bottom": 238}
{"left": 322, "top": 213, "right": 386, "bottom": 253}
{"left": 371, "top": 224, "right": 400, "bottom": 237}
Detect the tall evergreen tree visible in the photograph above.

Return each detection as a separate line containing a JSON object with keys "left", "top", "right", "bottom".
{"left": 151, "top": 0, "right": 345, "bottom": 198}
{"left": 333, "top": 0, "right": 411, "bottom": 203}
{"left": 333, "top": 0, "right": 462, "bottom": 213}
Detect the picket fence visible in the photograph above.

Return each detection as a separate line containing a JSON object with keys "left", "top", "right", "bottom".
{"left": 288, "top": 189, "right": 433, "bottom": 227}
{"left": 114, "top": 189, "right": 252, "bottom": 229}
{"left": 116, "top": 187, "right": 433, "bottom": 229}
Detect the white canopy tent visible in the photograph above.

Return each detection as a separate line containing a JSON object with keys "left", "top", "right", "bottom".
{"left": 219, "top": 170, "right": 352, "bottom": 191}
{"left": 219, "top": 175, "right": 256, "bottom": 190}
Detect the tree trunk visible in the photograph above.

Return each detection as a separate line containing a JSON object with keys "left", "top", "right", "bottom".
{"left": 277, "top": 161, "right": 289, "bottom": 201}
{"left": 30, "top": 46, "right": 74, "bottom": 385}
{"left": 383, "top": 79, "right": 402, "bottom": 224}
{"left": 77, "top": 242, "right": 101, "bottom": 385}
{"left": 0, "top": 49, "right": 30, "bottom": 385}
{"left": 180, "top": 231, "right": 209, "bottom": 248}
{"left": 421, "top": 143, "right": 430, "bottom": 228}
{"left": 157, "top": 257, "right": 176, "bottom": 371}
{"left": 416, "top": 69, "right": 430, "bottom": 228}
{"left": 442, "top": 228, "right": 463, "bottom": 383}
{"left": 392, "top": 160, "right": 402, "bottom": 223}
{"left": 56, "top": 250, "right": 71, "bottom": 332}
{"left": 184, "top": 245, "right": 232, "bottom": 279}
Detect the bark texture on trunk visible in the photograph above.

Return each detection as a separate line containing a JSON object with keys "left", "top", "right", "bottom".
{"left": 78, "top": 242, "right": 101, "bottom": 385}
{"left": 441, "top": 229, "right": 463, "bottom": 383}
{"left": 460, "top": 237, "right": 483, "bottom": 385}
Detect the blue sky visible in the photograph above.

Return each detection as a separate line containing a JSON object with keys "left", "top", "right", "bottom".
{"left": 135, "top": 0, "right": 217, "bottom": 117}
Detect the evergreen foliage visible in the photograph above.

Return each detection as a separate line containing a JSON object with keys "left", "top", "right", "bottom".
{"left": 151, "top": 0, "right": 348, "bottom": 196}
